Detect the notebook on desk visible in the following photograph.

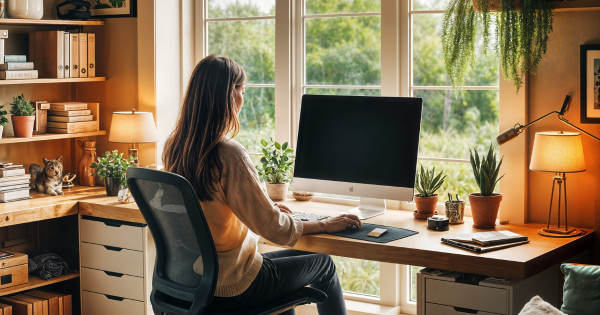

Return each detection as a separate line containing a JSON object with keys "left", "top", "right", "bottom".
{"left": 442, "top": 231, "right": 529, "bottom": 253}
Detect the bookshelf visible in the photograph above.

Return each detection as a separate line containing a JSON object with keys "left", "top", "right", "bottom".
{"left": 0, "top": 272, "right": 80, "bottom": 297}
{"left": 0, "top": 19, "right": 104, "bottom": 26}
{"left": 552, "top": 0, "right": 600, "bottom": 11}
{"left": 0, "top": 77, "right": 106, "bottom": 85}
{"left": 0, "top": 131, "right": 106, "bottom": 144}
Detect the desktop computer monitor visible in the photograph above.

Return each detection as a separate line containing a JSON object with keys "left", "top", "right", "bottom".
{"left": 293, "top": 94, "right": 422, "bottom": 219}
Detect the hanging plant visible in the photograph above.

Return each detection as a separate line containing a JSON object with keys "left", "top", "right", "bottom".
{"left": 442, "top": 0, "right": 554, "bottom": 93}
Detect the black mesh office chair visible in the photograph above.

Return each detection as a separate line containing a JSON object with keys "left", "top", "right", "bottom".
{"left": 126, "top": 167, "right": 327, "bottom": 315}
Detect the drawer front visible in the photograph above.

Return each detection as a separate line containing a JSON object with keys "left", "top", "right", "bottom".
{"left": 80, "top": 217, "right": 144, "bottom": 251}
{"left": 81, "top": 267, "right": 144, "bottom": 301}
{"left": 82, "top": 290, "right": 144, "bottom": 315}
{"left": 426, "top": 303, "right": 502, "bottom": 315}
{"left": 80, "top": 242, "right": 144, "bottom": 277}
{"left": 425, "top": 279, "right": 508, "bottom": 314}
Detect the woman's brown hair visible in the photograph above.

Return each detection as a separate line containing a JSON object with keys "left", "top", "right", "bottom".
{"left": 163, "top": 55, "right": 246, "bottom": 200}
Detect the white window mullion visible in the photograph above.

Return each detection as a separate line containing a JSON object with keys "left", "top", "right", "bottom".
{"left": 275, "top": 0, "right": 293, "bottom": 145}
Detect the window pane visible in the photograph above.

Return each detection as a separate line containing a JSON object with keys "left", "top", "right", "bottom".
{"left": 416, "top": 159, "right": 477, "bottom": 203}
{"left": 235, "top": 87, "right": 275, "bottom": 152}
{"left": 208, "top": 19, "right": 275, "bottom": 84}
{"left": 415, "top": 89, "right": 499, "bottom": 160}
{"left": 412, "top": 14, "right": 499, "bottom": 86}
{"left": 305, "top": 16, "right": 381, "bottom": 85}
{"left": 207, "top": 0, "right": 274, "bottom": 18}
{"left": 306, "top": 0, "right": 380, "bottom": 15}
{"left": 412, "top": 0, "right": 450, "bottom": 11}
{"left": 332, "top": 256, "right": 379, "bottom": 296}
{"left": 410, "top": 266, "right": 424, "bottom": 302}
{"left": 304, "top": 88, "right": 380, "bottom": 96}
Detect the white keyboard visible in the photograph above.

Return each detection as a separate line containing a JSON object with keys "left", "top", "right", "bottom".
{"left": 291, "top": 212, "right": 330, "bottom": 221}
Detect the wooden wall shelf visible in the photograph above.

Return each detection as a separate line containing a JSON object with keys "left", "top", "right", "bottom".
{"left": 0, "top": 272, "right": 80, "bottom": 297}
{"left": 0, "top": 19, "right": 104, "bottom": 26}
{"left": 552, "top": 0, "right": 600, "bottom": 11}
{"left": 0, "top": 77, "right": 106, "bottom": 86}
{"left": 0, "top": 131, "right": 106, "bottom": 144}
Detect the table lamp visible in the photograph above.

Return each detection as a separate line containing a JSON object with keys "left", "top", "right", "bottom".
{"left": 109, "top": 109, "right": 157, "bottom": 166}
{"left": 529, "top": 131, "right": 586, "bottom": 237}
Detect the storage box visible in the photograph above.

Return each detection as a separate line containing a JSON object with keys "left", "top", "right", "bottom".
{"left": 0, "top": 252, "right": 28, "bottom": 289}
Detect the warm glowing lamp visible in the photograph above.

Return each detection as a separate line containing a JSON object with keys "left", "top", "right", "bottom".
{"left": 109, "top": 109, "right": 157, "bottom": 166}
{"left": 529, "top": 131, "right": 586, "bottom": 237}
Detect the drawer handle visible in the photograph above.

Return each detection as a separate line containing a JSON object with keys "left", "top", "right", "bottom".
{"left": 453, "top": 307, "right": 478, "bottom": 314}
{"left": 104, "top": 294, "right": 125, "bottom": 301}
{"left": 103, "top": 245, "right": 123, "bottom": 252}
{"left": 104, "top": 222, "right": 122, "bottom": 227}
{"left": 104, "top": 271, "right": 124, "bottom": 278}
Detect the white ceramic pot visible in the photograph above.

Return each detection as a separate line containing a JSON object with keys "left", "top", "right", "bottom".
{"left": 266, "top": 183, "right": 289, "bottom": 201}
{"left": 7, "top": 0, "right": 43, "bottom": 19}
{"left": 0, "top": 125, "right": 3, "bottom": 140}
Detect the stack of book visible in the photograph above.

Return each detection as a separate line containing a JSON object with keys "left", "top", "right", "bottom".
{"left": 0, "top": 55, "right": 38, "bottom": 80}
{"left": 441, "top": 231, "right": 529, "bottom": 253}
{"left": 0, "top": 163, "right": 30, "bottom": 203}
{"left": 47, "top": 102, "right": 97, "bottom": 134}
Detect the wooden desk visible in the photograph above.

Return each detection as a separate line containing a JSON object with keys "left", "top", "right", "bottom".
{"left": 2, "top": 186, "right": 593, "bottom": 282}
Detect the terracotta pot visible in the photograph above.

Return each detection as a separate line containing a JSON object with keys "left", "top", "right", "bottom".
{"left": 104, "top": 177, "right": 122, "bottom": 196}
{"left": 469, "top": 193, "right": 502, "bottom": 229}
{"left": 11, "top": 115, "right": 35, "bottom": 138}
{"left": 414, "top": 194, "right": 439, "bottom": 220}
{"left": 266, "top": 183, "right": 289, "bottom": 201}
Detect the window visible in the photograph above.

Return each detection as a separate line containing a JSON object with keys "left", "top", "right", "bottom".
{"left": 205, "top": 0, "right": 276, "bottom": 154}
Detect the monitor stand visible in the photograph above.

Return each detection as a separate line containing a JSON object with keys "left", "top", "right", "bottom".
{"left": 344, "top": 197, "right": 386, "bottom": 220}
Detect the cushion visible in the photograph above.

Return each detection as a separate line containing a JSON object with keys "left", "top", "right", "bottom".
{"left": 519, "top": 295, "right": 565, "bottom": 315}
{"left": 560, "top": 263, "right": 600, "bottom": 315}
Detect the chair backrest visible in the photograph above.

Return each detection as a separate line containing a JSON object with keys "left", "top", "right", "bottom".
{"left": 126, "top": 167, "right": 218, "bottom": 315}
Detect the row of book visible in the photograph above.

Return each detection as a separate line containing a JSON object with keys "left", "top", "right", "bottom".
{"left": 47, "top": 102, "right": 97, "bottom": 134}
{"left": 0, "top": 163, "right": 30, "bottom": 203}
{"left": 1, "top": 31, "right": 95, "bottom": 80}
{"left": 0, "top": 290, "right": 72, "bottom": 315}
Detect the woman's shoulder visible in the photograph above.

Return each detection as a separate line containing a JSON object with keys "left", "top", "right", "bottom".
{"left": 217, "top": 137, "right": 249, "bottom": 159}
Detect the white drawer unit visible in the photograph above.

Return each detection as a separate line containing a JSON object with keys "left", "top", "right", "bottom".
{"left": 79, "top": 215, "right": 155, "bottom": 315}
{"left": 417, "top": 268, "right": 563, "bottom": 315}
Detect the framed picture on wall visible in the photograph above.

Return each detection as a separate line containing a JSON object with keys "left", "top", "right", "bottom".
{"left": 580, "top": 44, "right": 600, "bottom": 123}
{"left": 90, "top": 0, "right": 137, "bottom": 18}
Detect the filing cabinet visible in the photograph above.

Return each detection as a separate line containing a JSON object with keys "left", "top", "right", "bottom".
{"left": 79, "top": 215, "right": 155, "bottom": 314}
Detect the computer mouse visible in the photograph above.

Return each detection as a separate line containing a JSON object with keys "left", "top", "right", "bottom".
{"left": 348, "top": 224, "right": 360, "bottom": 230}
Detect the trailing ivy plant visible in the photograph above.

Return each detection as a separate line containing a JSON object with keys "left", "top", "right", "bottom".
{"left": 442, "top": 0, "right": 554, "bottom": 93}
{"left": 256, "top": 138, "right": 295, "bottom": 184}
{"left": 91, "top": 150, "right": 136, "bottom": 187}
{"left": 0, "top": 105, "right": 7, "bottom": 127}
{"left": 9, "top": 94, "right": 35, "bottom": 116}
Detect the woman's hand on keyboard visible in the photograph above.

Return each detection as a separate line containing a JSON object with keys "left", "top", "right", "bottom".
{"left": 274, "top": 203, "right": 293, "bottom": 214}
{"left": 322, "top": 214, "right": 362, "bottom": 233}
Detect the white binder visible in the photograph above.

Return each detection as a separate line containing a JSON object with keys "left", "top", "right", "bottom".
{"left": 79, "top": 33, "right": 87, "bottom": 78}
{"left": 70, "top": 33, "right": 79, "bottom": 78}
{"left": 64, "top": 32, "right": 70, "bottom": 78}
{"left": 87, "top": 33, "right": 95, "bottom": 78}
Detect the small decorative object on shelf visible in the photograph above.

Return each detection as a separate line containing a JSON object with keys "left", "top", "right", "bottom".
{"left": 445, "top": 193, "right": 465, "bottom": 224}
{"left": 0, "top": 104, "right": 7, "bottom": 140}
{"left": 29, "top": 156, "right": 64, "bottom": 196}
{"left": 0, "top": 0, "right": 5, "bottom": 18}
{"left": 77, "top": 140, "right": 96, "bottom": 186}
{"left": 414, "top": 165, "right": 446, "bottom": 220}
{"left": 56, "top": 0, "right": 91, "bottom": 20}
{"left": 469, "top": 144, "right": 504, "bottom": 229}
{"left": 32, "top": 101, "right": 49, "bottom": 135}
{"left": 0, "top": 251, "right": 27, "bottom": 289}
{"left": 9, "top": 94, "right": 35, "bottom": 138}
{"left": 7, "top": 0, "right": 43, "bottom": 20}
{"left": 256, "top": 138, "right": 295, "bottom": 201}
{"left": 62, "top": 173, "right": 76, "bottom": 189}
{"left": 90, "top": 150, "right": 135, "bottom": 196}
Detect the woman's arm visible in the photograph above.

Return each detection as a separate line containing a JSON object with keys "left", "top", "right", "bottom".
{"left": 302, "top": 214, "right": 362, "bottom": 235}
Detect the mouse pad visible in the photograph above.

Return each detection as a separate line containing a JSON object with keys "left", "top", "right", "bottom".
{"left": 327, "top": 223, "right": 418, "bottom": 243}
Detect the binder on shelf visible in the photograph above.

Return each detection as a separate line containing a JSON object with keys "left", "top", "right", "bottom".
{"left": 25, "top": 291, "right": 60, "bottom": 315}
{"left": 0, "top": 70, "right": 38, "bottom": 80}
{"left": 63, "top": 32, "right": 70, "bottom": 78}
{"left": 78, "top": 33, "right": 87, "bottom": 78}
{"left": 0, "top": 62, "right": 34, "bottom": 70}
{"left": 87, "top": 33, "right": 95, "bottom": 77}
{"left": 69, "top": 33, "right": 79, "bottom": 78}
{"left": 10, "top": 295, "right": 44, "bottom": 315}
{"left": 0, "top": 297, "right": 32, "bottom": 315}
{"left": 29, "top": 30, "right": 65, "bottom": 78}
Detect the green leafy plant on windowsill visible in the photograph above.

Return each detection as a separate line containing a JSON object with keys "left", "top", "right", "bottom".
{"left": 256, "top": 138, "right": 295, "bottom": 184}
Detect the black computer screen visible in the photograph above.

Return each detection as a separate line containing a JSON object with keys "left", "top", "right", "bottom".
{"left": 294, "top": 95, "right": 422, "bottom": 188}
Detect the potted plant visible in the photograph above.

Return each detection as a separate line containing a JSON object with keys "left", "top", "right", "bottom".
{"left": 414, "top": 165, "right": 447, "bottom": 220}
{"left": 256, "top": 138, "right": 294, "bottom": 201}
{"left": 442, "top": 0, "right": 553, "bottom": 92}
{"left": 91, "top": 150, "right": 136, "bottom": 196}
{"left": 9, "top": 94, "right": 36, "bottom": 138}
{"left": 469, "top": 144, "right": 504, "bottom": 228}
{"left": 0, "top": 105, "right": 7, "bottom": 140}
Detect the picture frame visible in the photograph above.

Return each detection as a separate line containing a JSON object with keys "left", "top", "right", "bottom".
{"left": 90, "top": 0, "right": 137, "bottom": 18}
{"left": 580, "top": 44, "right": 600, "bottom": 123}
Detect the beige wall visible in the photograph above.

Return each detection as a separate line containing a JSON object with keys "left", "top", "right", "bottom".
{"left": 527, "top": 11, "right": 600, "bottom": 231}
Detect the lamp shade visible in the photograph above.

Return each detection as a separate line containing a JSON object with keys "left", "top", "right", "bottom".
{"left": 529, "top": 131, "right": 586, "bottom": 173}
{"left": 109, "top": 111, "right": 157, "bottom": 144}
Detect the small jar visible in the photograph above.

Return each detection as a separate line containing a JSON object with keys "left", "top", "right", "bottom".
{"left": 7, "top": 0, "right": 43, "bottom": 20}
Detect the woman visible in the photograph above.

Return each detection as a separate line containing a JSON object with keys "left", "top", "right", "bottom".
{"left": 163, "top": 54, "right": 362, "bottom": 314}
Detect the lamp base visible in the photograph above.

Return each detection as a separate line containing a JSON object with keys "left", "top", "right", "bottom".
{"left": 538, "top": 228, "right": 585, "bottom": 238}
